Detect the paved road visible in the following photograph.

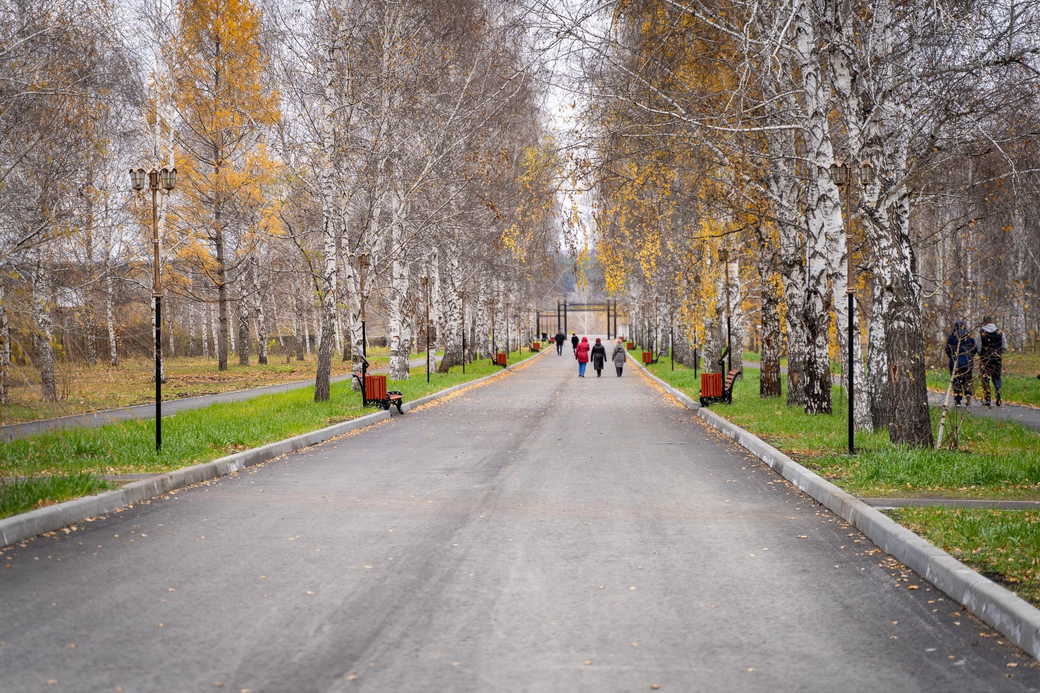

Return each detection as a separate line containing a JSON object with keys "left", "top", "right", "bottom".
{"left": 2, "top": 352, "right": 1037, "bottom": 692}
{"left": 0, "top": 355, "right": 438, "bottom": 442}
{"left": 743, "top": 360, "right": 1040, "bottom": 433}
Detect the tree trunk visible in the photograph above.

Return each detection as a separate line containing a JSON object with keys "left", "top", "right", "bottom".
{"left": 0, "top": 280, "right": 8, "bottom": 405}
{"left": 867, "top": 272, "right": 890, "bottom": 429}
{"left": 436, "top": 250, "right": 464, "bottom": 373}
{"left": 793, "top": 2, "right": 833, "bottom": 415}
{"left": 755, "top": 231, "right": 782, "bottom": 398}
{"left": 105, "top": 272, "right": 118, "bottom": 366}
{"left": 314, "top": 216, "right": 338, "bottom": 401}
{"left": 237, "top": 299, "right": 250, "bottom": 366}
{"left": 293, "top": 292, "right": 305, "bottom": 361}
{"left": 214, "top": 228, "right": 229, "bottom": 370}
{"left": 31, "top": 255, "right": 57, "bottom": 402}
{"left": 252, "top": 258, "right": 268, "bottom": 365}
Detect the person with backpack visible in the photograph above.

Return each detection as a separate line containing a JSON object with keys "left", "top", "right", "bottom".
{"left": 979, "top": 316, "right": 1006, "bottom": 407}
{"left": 611, "top": 338, "right": 627, "bottom": 377}
{"left": 575, "top": 336, "right": 590, "bottom": 377}
{"left": 944, "top": 320, "right": 978, "bottom": 407}
{"left": 590, "top": 338, "right": 607, "bottom": 377}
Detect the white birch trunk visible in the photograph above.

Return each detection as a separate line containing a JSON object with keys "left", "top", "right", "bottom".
{"left": 106, "top": 272, "right": 118, "bottom": 366}
{"left": 31, "top": 254, "right": 57, "bottom": 401}
{"left": 0, "top": 279, "right": 8, "bottom": 404}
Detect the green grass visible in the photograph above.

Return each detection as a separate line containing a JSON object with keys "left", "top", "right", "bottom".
{"left": 0, "top": 349, "right": 539, "bottom": 519}
{"left": 0, "top": 475, "right": 115, "bottom": 519}
{"left": 638, "top": 354, "right": 1040, "bottom": 499}
{"left": 893, "top": 508, "right": 1040, "bottom": 606}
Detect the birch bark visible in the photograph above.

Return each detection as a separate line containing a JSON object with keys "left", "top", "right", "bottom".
{"left": 30, "top": 252, "right": 57, "bottom": 402}
{"left": 0, "top": 279, "right": 8, "bottom": 404}
{"left": 105, "top": 272, "right": 118, "bottom": 366}
{"left": 792, "top": 0, "right": 833, "bottom": 414}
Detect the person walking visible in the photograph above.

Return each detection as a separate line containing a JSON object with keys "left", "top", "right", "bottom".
{"left": 554, "top": 331, "right": 566, "bottom": 355}
{"left": 945, "top": 320, "right": 978, "bottom": 406}
{"left": 611, "top": 338, "right": 627, "bottom": 377}
{"left": 979, "top": 316, "right": 1006, "bottom": 407}
{"left": 570, "top": 332, "right": 579, "bottom": 355}
{"left": 590, "top": 338, "right": 607, "bottom": 377}
{"left": 575, "top": 336, "right": 590, "bottom": 377}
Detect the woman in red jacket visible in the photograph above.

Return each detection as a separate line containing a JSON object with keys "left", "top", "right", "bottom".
{"left": 575, "top": 336, "right": 590, "bottom": 377}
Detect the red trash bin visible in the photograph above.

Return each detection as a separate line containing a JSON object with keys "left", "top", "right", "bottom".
{"left": 700, "top": 372, "right": 723, "bottom": 399}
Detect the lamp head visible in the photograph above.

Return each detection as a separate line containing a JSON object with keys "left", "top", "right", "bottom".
{"left": 830, "top": 161, "right": 849, "bottom": 187}
{"left": 129, "top": 168, "right": 146, "bottom": 192}
{"left": 159, "top": 167, "right": 176, "bottom": 192}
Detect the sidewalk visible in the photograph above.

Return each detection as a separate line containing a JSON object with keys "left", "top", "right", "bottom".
{"left": 0, "top": 355, "right": 438, "bottom": 442}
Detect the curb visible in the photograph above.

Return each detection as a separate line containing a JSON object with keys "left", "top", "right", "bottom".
{"left": 0, "top": 351, "right": 544, "bottom": 548}
{"left": 632, "top": 358, "right": 1040, "bottom": 661}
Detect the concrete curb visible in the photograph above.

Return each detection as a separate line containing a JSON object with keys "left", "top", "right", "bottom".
{"left": 632, "top": 358, "right": 1040, "bottom": 661}
{"left": 0, "top": 350, "right": 544, "bottom": 548}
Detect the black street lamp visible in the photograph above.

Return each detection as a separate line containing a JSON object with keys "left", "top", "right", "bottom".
{"left": 130, "top": 166, "right": 176, "bottom": 451}
{"left": 720, "top": 248, "right": 733, "bottom": 374}
{"left": 357, "top": 253, "right": 369, "bottom": 359}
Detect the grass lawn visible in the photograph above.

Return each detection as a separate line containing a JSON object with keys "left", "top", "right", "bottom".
{"left": 635, "top": 351, "right": 1040, "bottom": 604}
{"left": 0, "top": 348, "right": 538, "bottom": 519}
{"left": 893, "top": 508, "right": 1040, "bottom": 607}
{"left": 1, "top": 348, "right": 443, "bottom": 426}
{"left": 927, "top": 351, "right": 1040, "bottom": 408}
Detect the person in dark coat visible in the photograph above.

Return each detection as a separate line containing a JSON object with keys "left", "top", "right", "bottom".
{"left": 554, "top": 331, "right": 566, "bottom": 355}
{"left": 944, "top": 320, "right": 977, "bottom": 406}
{"left": 978, "top": 316, "right": 1005, "bottom": 407}
{"left": 570, "top": 333, "right": 579, "bottom": 355}
{"left": 590, "top": 337, "right": 607, "bottom": 377}
{"left": 575, "top": 336, "right": 590, "bottom": 377}
{"left": 611, "top": 338, "right": 627, "bottom": 377}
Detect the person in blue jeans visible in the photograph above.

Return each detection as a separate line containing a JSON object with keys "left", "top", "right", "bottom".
{"left": 944, "top": 320, "right": 977, "bottom": 406}
{"left": 575, "top": 336, "right": 590, "bottom": 377}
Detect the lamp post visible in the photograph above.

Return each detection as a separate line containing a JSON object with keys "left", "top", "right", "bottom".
{"left": 357, "top": 253, "right": 369, "bottom": 359}
{"left": 421, "top": 275, "right": 430, "bottom": 383}
{"left": 832, "top": 161, "right": 855, "bottom": 455}
{"left": 130, "top": 166, "right": 176, "bottom": 451}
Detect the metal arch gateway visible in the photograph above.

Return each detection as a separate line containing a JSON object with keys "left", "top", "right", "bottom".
{"left": 534, "top": 300, "right": 625, "bottom": 340}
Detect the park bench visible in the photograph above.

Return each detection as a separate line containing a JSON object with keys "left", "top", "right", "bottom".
{"left": 642, "top": 350, "right": 661, "bottom": 365}
{"left": 352, "top": 356, "right": 404, "bottom": 414}
{"left": 493, "top": 351, "right": 508, "bottom": 368}
{"left": 698, "top": 353, "right": 741, "bottom": 407}
{"left": 531, "top": 341, "right": 541, "bottom": 352}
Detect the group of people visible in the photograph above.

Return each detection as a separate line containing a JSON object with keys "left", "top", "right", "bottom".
{"left": 553, "top": 332, "right": 627, "bottom": 378}
{"left": 945, "top": 316, "right": 1005, "bottom": 407}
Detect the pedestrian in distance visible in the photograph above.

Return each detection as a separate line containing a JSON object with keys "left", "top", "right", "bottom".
{"left": 575, "top": 336, "right": 590, "bottom": 377}
{"left": 612, "top": 338, "right": 627, "bottom": 377}
{"left": 570, "top": 332, "right": 579, "bottom": 355}
{"left": 554, "top": 331, "right": 566, "bottom": 355}
{"left": 979, "top": 316, "right": 1006, "bottom": 407}
{"left": 944, "top": 320, "right": 977, "bottom": 407}
{"left": 590, "top": 337, "right": 607, "bottom": 377}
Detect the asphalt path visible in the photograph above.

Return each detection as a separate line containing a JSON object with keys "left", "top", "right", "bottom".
{"left": 0, "top": 356, "right": 437, "bottom": 442}
{"left": 2, "top": 349, "right": 1038, "bottom": 692}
